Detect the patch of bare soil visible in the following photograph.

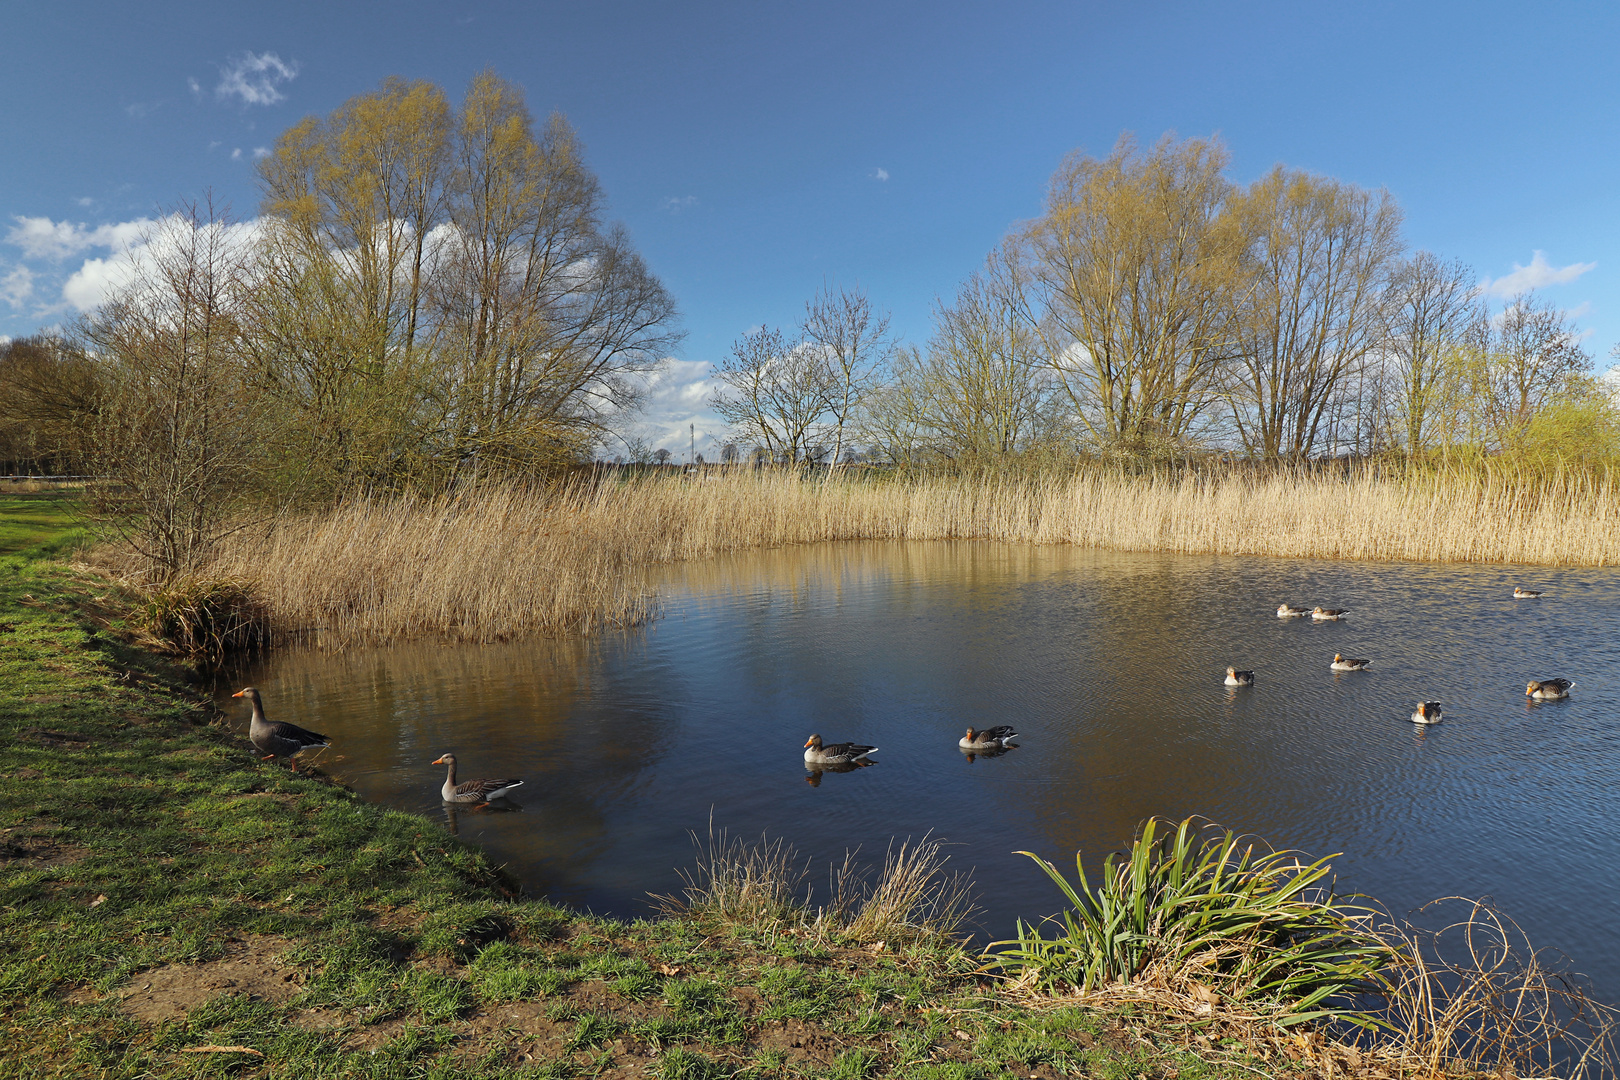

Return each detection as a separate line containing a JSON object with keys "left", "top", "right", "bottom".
{"left": 117, "top": 936, "right": 301, "bottom": 1022}
{"left": 1, "top": 826, "right": 88, "bottom": 868}
{"left": 753, "top": 1018, "right": 857, "bottom": 1067}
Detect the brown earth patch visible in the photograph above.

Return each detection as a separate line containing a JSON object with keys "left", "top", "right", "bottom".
{"left": 753, "top": 1017, "right": 859, "bottom": 1066}
{"left": 21, "top": 728, "right": 91, "bottom": 747}
{"left": 341, "top": 1017, "right": 409, "bottom": 1052}
{"left": 117, "top": 936, "right": 301, "bottom": 1022}
{"left": 1, "top": 825, "right": 87, "bottom": 869}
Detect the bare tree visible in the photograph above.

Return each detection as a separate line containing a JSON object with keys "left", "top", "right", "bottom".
{"left": 708, "top": 325, "right": 831, "bottom": 465}
{"left": 1382, "top": 252, "right": 1477, "bottom": 454}
{"left": 81, "top": 202, "right": 267, "bottom": 575}
{"left": 1465, "top": 291, "right": 1590, "bottom": 445}
{"left": 801, "top": 284, "right": 895, "bottom": 479}
{"left": 1224, "top": 168, "right": 1404, "bottom": 459}
{"left": 915, "top": 247, "right": 1058, "bottom": 461}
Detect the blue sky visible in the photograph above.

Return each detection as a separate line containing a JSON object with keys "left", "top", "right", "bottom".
{"left": 4, "top": 1, "right": 1617, "bottom": 454}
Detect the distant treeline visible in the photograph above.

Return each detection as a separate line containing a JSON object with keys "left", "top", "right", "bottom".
{"left": 1, "top": 85, "right": 1614, "bottom": 577}
{"left": 708, "top": 135, "right": 1613, "bottom": 475}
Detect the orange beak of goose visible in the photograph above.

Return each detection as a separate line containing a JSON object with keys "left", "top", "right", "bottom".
{"left": 803, "top": 737, "right": 814, "bottom": 748}
{"left": 431, "top": 755, "right": 447, "bottom": 765}
{"left": 231, "top": 689, "right": 246, "bottom": 698}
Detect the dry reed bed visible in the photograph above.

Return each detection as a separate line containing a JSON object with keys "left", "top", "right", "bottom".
{"left": 199, "top": 468, "right": 1620, "bottom": 644}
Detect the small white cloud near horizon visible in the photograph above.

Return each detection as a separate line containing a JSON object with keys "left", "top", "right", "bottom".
{"left": 659, "top": 195, "right": 698, "bottom": 213}
{"left": 216, "top": 51, "right": 299, "bottom": 107}
{"left": 871, "top": 167, "right": 889, "bottom": 181}
{"left": 1480, "top": 251, "right": 1596, "bottom": 298}
{"left": 230, "top": 148, "right": 243, "bottom": 161}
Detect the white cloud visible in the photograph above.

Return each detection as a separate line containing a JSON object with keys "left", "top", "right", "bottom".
{"left": 1480, "top": 251, "right": 1596, "bottom": 298}
{"left": 659, "top": 195, "right": 698, "bottom": 213}
{"left": 187, "top": 76, "right": 202, "bottom": 96}
{"left": 216, "top": 51, "right": 299, "bottom": 107}
{"left": 75, "top": 197, "right": 95, "bottom": 208}
{"left": 872, "top": 167, "right": 889, "bottom": 181}
{"left": 1, "top": 265, "right": 34, "bottom": 309}
{"left": 231, "top": 148, "right": 243, "bottom": 161}
{"left": 5, "top": 216, "right": 154, "bottom": 260}
{"left": 61, "top": 257, "right": 128, "bottom": 312}
{"left": 125, "top": 101, "right": 160, "bottom": 119}
{"left": 253, "top": 146, "right": 271, "bottom": 159}
{"left": 617, "top": 358, "right": 732, "bottom": 459}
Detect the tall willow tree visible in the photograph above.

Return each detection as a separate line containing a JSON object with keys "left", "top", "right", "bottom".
{"left": 252, "top": 71, "right": 678, "bottom": 492}
{"left": 1028, "top": 134, "right": 1245, "bottom": 455}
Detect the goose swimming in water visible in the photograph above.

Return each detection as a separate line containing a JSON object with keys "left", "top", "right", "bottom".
{"left": 803, "top": 734, "right": 878, "bottom": 765}
{"left": 431, "top": 753, "right": 524, "bottom": 804}
{"left": 1277, "top": 604, "right": 1309, "bottom": 618}
{"left": 232, "top": 687, "right": 330, "bottom": 770}
{"left": 1513, "top": 586, "right": 1543, "bottom": 598}
{"left": 1225, "top": 667, "right": 1255, "bottom": 686}
{"left": 1312, "top": 607, "right": 1349, "bottom": 621}
{"left": 1527, "top": 678, "right": 1574, "bottom": 700}
{"left": 1331, "top": 653, "right": 1372, "bottom": 671}
{"left": 1411, "top": 701, "right": 1443, "bottom": 725}
{"left": 959, "top": 726, "right": 1019, "bottom": 749}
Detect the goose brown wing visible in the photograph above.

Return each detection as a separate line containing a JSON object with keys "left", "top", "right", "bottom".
{"left": 825, "top": 741, "right": 876, "bottom": 758}
{"left": 269, "top": 719, "right": 330, "bottom": 747}
{"left": 980, "top": 726, "right": 1018, "bottom": 741}
{"left": 456, "top": 778, "right": 523, "bottom": 799}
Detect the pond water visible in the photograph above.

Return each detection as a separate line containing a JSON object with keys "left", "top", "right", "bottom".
{"left": 216, "top": 541, "right": 1620, "bottom": 1003}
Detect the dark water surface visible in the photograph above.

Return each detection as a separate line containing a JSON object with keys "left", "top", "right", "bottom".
{"left": 217, "top": 542, "right": 1620, "bottom": 1001}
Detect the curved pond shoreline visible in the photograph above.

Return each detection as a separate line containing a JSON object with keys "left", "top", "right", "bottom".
{"left": 221, "top": 539, "right": 1620, "bottom": 1006}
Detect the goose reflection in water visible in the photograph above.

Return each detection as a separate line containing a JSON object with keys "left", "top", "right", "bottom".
{"left": 441, "top": 799, "right": 524, "bottom": 835}
{"left": 805, "top": 760, "right": 876, "bottom": 786}
{"left": 960, "top": 744, "right": 1019, "bottom": 764}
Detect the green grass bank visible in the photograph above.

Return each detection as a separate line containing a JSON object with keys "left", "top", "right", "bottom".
{"left": 0, "top": 503, "right": 1320, "bottom": 1079}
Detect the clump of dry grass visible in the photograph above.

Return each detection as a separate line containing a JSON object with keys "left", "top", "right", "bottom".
{"left": 656, "top": 826, "right": 976, "bottom": 946}
{"left": 1371, "top": 898, "right": 1620, "bottom": 1080}
{"left": 191, "top": 463, "right": 1620, "bottom": 644}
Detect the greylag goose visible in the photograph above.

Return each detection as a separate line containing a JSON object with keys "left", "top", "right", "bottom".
{"left": 1411, "top": 701, "right": 1443, "bottom": 724}
{"left": 1331, "top": 653, "right": 1372, "bottom": 671}
{"left": 959, "top": 726, "right": 1019, "bottom": 749}
{"left": 1225, "top": 667, "right": 1255, "bottom": 686}
{"left": 1312, "top": 607, "right": 1349, "bottom": 621}
{"left": 1277, "top": 604, "right": 1309, "bottom": 618}
{"left": 803, "top": 734, "right": 878, "bottom": 765}
{"left": 232, "top": 687, "right": 329, "bottom": 770}
{"left": 431, "top": 753, "right": 523, "bottom": 803}
{"left": 1513, "top": 586, "right": 1543, "bottom": 598}
{"left": 1527, "top": 679, "right": 1574, "bottom": 700}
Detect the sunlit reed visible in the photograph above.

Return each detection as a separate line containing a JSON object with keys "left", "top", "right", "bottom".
{"left": 196, "top": 464, "right": 1620, "bottom": 644}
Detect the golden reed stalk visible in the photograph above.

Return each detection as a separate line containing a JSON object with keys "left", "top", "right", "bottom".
{"left": 199, "top": 465, "right": 1620, "bottom": 644}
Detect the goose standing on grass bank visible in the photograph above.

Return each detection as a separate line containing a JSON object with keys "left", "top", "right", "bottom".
{"left": 803, "top": 734, "right": 878, "bottom": 765}
{"left": 232, "top": 687, "right": 330, "bottom": 771}
{"left": 1277, "top": 604, "right": 1309, "bottom": 618}
{"left": 1225, "top": 667, "right": 1255, "bottom": 686}
{"left": 1312, "top": 607, "right": 1349, "bottom": 621}
{"left": 1331, "top": 653, "right": 1372, "bottom": 671}
{"left": 431, "top": 753, "right": 524, "bottom": 804}
{"left": 959, "top": 726, "right": 1019, "bottom": 750}
{"left": 1513, "top": 586, "right": 1544, "bottom": 598}
{"left": 1411, "top": 701, "right": 1444, "bottom": 724}
{"left": 1527, "top": 679, "right": 1575, "bottom": 700}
